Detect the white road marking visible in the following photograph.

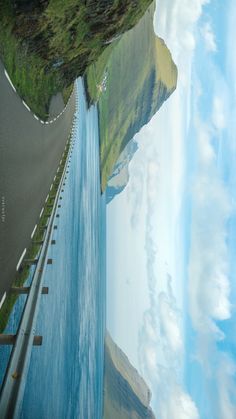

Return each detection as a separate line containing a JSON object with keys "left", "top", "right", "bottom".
{"left": 54, "top": 175, "right": 56, "bottom": 181}
{"left": 34, "top": 114, "right": 39, "bottom": 121}
{"left": 16, "top": 248, "right": 27, "bottom": 271}
{"left": 0, "top": 292, "right": 6, "bottom": 310}
{"left": 45, "top": 194, "right": 49, "bottom": 202}
{"left": 4, "top": 70, "right": 16, "bottom": 92}
{"left": 31, "top": 224, "right": 37, "bottom": 239}
{"left": 39, "top": 207, "right": 44, "bottom": 218}
{"left": 50, "top": 184, "right": 53, "bottom": 191}
{"left": 22, "top": 100, "right": 30, "bottom": 112}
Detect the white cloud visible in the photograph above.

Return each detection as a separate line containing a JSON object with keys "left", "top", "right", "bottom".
{"left": 140, "top": 334, "right": 200, "bottom": 419}
{"left": 126, "top": 149, "right": 146, "bottom": 228}
{"left": 160, "top": 385, "right": 200, "bottom": 419}
{"left": 212, "top": 96, "right": 227, "bottom": 130}
{"left": 226, "top": 0, "right": 236, "bottom": 95}
{"left": 135, "top": 2, "right": 210, "bottom": 417}
{"left": 201, "top": 22, "right": 217, "bottom": 52}
{"left": 159, "top": 290, "right": 183, "bottom": 353}
{"left": 197, "top": 125, "right": 215, "bottom": 163}
{"left": 216, "top": 355, "right": 236, "bottom": 419}
{"left": 154, "top": 0, "right": 209, "bottom": 87}
{"left": 186, "top": 60, "right": 236, "bottom": 415}
{"left": 138, "top": 267, "right": 199, "bottom": 417}
{"left": 109, "top": 1, "right": 235, "bottom": 418}
{"left": 188, "top": 118, "right": 232, "bottom": 337}
{"left": 154, "top": 0, "right": 209, "bottom": 52}
{"left": 135, "top": 139, "right": 198, "bottom": 415}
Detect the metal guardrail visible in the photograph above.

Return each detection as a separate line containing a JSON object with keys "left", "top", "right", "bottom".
{"left": 0, "top": 114, "right": 77, "bottom": 418}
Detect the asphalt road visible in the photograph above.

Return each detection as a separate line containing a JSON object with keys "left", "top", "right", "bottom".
{"left": 0, "top": 60, "right": 75, "bottom": 301}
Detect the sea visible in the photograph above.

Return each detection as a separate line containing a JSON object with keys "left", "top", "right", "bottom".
{"left": 0, "top": 78, "right": 106, "bottom": 419}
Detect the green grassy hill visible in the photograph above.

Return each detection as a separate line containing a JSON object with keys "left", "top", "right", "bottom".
{"left": 86, "top": 3, "right": 177, "bottom": 191}
{"left": 0, "top": 0, "right": 152, "bottom": 118}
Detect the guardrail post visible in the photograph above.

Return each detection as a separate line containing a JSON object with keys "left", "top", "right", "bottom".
{"left": 11, "top": 287, "right": 48, "bottom": 295}
{"left": 0, "top": 335, "right": 16, "bottom": 345}
{"left": 11, "top": 287, "right": 30, "bottom": 294}
{"left": 32, "top": 240, "right": 44, "bottom": 245}
{"left": 33, "top": 336, "right": 43, "bottom": 346}
{"left": 0, "top": 335, "right": 42, "bottom": 346}
{"left": 41, "top": 287, "right": 49, "bottom": 294}
{"left": 23, "top": 258, "right": 38, "bottom": 265}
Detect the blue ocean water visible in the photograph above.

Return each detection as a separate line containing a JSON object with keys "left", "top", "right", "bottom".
{"left": 1, "top": 78, "right": 106, "bottom": 418}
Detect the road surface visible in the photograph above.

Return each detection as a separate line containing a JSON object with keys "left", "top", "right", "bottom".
{"left": 0, "top": 60, "right": 75, "bottom": 301}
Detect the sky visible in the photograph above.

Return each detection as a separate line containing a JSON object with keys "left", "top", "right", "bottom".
{"left": 107, "top": 0, "right": 236, "bottom": 418}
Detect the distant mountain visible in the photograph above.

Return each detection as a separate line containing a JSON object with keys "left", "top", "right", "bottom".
{"left": 87, "top": 2, "right": 177, "bottom": 191}
{"left": 103, "top": 332, "right": 156, "bottom": 419}
{"left": 106, "top": 138, "right": 138, "bottom": 204}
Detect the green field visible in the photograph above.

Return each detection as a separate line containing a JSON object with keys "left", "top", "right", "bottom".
{"left": 86, "top": 3, "right": 177, "bottom": 191}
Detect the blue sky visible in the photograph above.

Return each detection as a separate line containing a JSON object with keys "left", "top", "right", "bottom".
{"left": 107, "top": 1, "right": 236, "bottom": 418}
{"left": 183, "top": 1, "right": 236, "bottom": 417}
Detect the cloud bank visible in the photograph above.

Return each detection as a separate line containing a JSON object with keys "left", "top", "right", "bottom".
{"left": 137, "top": 139, "right": 199, "bottom": 418}
{"left": 201, "top": 22, "right": 217, "bottom": 52}
{"left": 186, "top": 8, "right": 236, "bottom": 413}
{"left": 137, "top": 0, "right": 236, "bottom": 417}
{"left": 189, "top": 119, "right": 232, "bottom": 337}
{"left": 136, "top": 1, "right": 215, "bottom": 417}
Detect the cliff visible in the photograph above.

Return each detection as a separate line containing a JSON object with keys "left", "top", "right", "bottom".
{"left": 103, "top": 332, "right": 156, "bottom": 419}
{"left": 87, "top": 3, "right": 178, "bottom": 191}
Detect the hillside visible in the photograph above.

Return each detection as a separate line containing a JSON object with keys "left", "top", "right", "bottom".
{"left": 86, "top": 3, "right": 177, "bottom": 191}
{"left": 103, "top": 332, "right": 156, "bottom": 419}
{"left": 0, "top": 0, "right": 152, "bottom": 118}
{"left": 106, "top": 138, "right": 138, "bottom": 204}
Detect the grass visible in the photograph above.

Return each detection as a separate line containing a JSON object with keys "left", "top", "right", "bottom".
{"left": 85, "top": 43, "right": 115, "bottom": 103}
{"left": 0, "top": 1, "right": 66, "bottom": 119}
{"left": 62, "top": 83, "right": 74, "bottom": 105}
{"left": 86, "top": 3, "right": 177, "bottom": 191}
{"left": 0, "top": 141, "right": 71, "bottom": 333}
{"left": 0, "top": 0, "right": 153, "bottom": 119}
